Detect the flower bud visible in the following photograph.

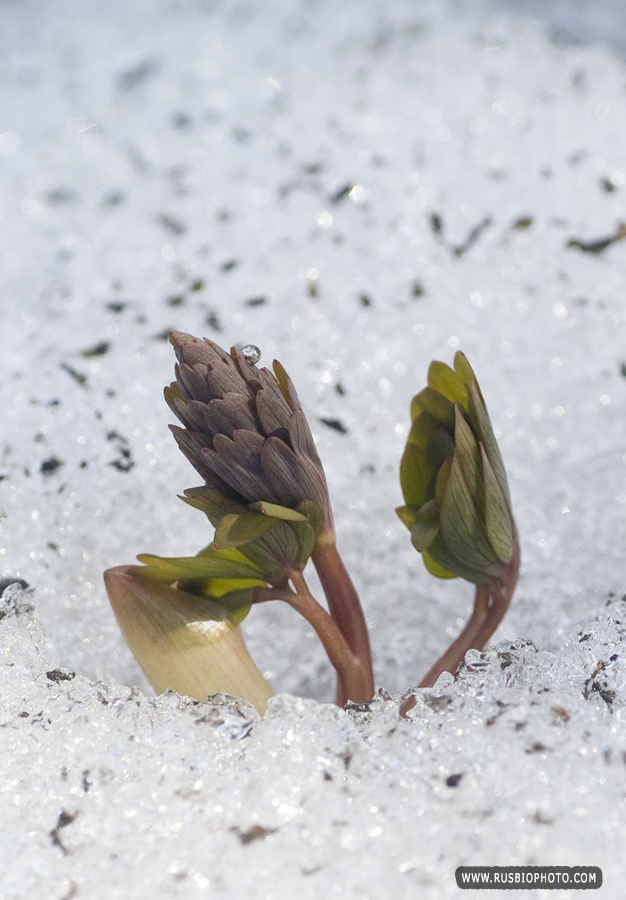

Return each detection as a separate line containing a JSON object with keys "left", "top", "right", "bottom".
{"left": 104, "top": 565, "right": 274, "bottom": 715}
{"left": 164, "top": 331, "right": 333, "bottom": 532}
{"left": 397, "top": 352, "right": 516, "bottom": 586}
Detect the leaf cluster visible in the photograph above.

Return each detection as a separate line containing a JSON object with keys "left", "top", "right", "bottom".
{"left": 134, "top": 492, "right": 324, "bottom": 622}
{"left": 397, "top": 352, "right": 514, "bottom": 585}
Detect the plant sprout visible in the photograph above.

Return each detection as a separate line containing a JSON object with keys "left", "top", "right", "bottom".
{"left": 395, "top": 351, "right": 519, "bottom": 711}
{"left": 104, "top": 332, "right": 519, "bottom": 714}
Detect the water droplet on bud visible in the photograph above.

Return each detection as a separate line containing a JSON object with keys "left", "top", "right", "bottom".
{"left": 241, "top": 344, "right": 261, "bottom": 366}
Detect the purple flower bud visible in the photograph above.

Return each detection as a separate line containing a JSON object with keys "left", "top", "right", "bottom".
{"left": 165, "top": 331, "right": 333, "bottom": 530}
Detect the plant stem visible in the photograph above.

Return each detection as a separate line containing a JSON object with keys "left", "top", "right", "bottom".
{"left": 259, "top": 572, "right": 369, "bottom": 705}
{"left": 401, "top": 525, "right": 520, "bottom": 715}
{"left": 467, "top": 526, "right": 520, "bottom": 652}
{"left": 311, "top": 532, "right": 375, "bottom": 704}
{"left": 414, "top": 584, "right": 492, "bottom": 693}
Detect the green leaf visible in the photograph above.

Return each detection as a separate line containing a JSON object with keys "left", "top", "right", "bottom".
{"left": 164, "top": 381, "right": 184, "bottom": 407}
{"left": 272, "top": 359, "right": 298, "bottom": 409}
{"left": 248, "top": 500, "right": 307, "bottom": 521}
{"left": 410, "top": 499, "right": 440, "bottom": 551}
{"left": 297, "top": 499, "right": 324, "bottom": 538}
{"left": 236, "top": 518, "right": 312, "bottom": 577}
{"left": 469, "top": 384, "right": 511, "bottom": 507}
{"left": 285, "top": 500, "right": 325, "bottom": 566}
{"left": 221, "top": 506, "right": 323, "bottom": 581}
{"left": 406, "top": 411, "right": 440, "bottom": 448}
{"left": 453, "top": 406, "right": 483, "bottom": 515}
{"left": 395, "top": 504, "right": 417, "bottom": 530}
{"left": 136, "top": 549, "right": 263, "bottom": 582}
{"left": 481, "top": 443, "right": 514, "bottom": 565}
{"left": 196, "top": 543, "right": 255, "bottom": 565}
{"left": 181, "top": 486, "right": 244, "bottom": 527}
{"left": 452, "top": 351, "right": 478, "bottom": 395}
{"left": 214, "top": 511, "right": 279, "bottom": 549}
{"left": 400, "top": 442, "right": 433, "bottom": 509}
{"left": 257, "top": 519, "right": 303, "bottom": 571}
{"left": 412, "top": 386, "right": 456, "bottom": 431}
{"left": 422, "top": 542, "right": 458, "bottom": 580}
{"left": 439, "top": 455, "right": 502, "bottom": 578}
{"left": 463, "top": 381, "right": 509, "bottom": 503}
{"left": 206, "top": 588, "right": 253, "bottom": 625}
{"left": 292, "top": 520, "right": 316, "bottom": 566}
{"left": 234, "top": 540, "right": 286, "bottom": 583}
{"left": 426, "top": 425, "right": 455, "bottom": 473}
{"left": 207, "top": 577, "right": 267, "bottom": 596}
{"left": 410, "top": 389, "right": 430, "bottom": 422}
{"left": 423, "top": 533, "right": 484, "bottom": 584}
{"left": 434, "top": 457, "right": 452, "bottom": 504}
{"left": 427, "top": 360, "right": 468, "bottom": 407}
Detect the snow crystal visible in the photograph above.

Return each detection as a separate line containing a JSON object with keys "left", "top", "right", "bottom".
{"left": 2, "top": 584, "right": 626, "bottom": 898}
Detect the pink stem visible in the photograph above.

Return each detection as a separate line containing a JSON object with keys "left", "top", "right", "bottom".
{"left": 312, "top": 535, "right": 375, "bottom": 704}
{"left": 401, "top": 525, "right": 520, "bottom": 716}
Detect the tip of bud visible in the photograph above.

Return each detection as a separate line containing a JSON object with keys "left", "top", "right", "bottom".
{"left": 168, "top": 331, "right": 232, "bottom": 368}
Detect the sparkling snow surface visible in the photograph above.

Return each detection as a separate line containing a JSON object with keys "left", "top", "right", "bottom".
{"left": 1, "top": 0, "right": 626, "bottom": 896}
